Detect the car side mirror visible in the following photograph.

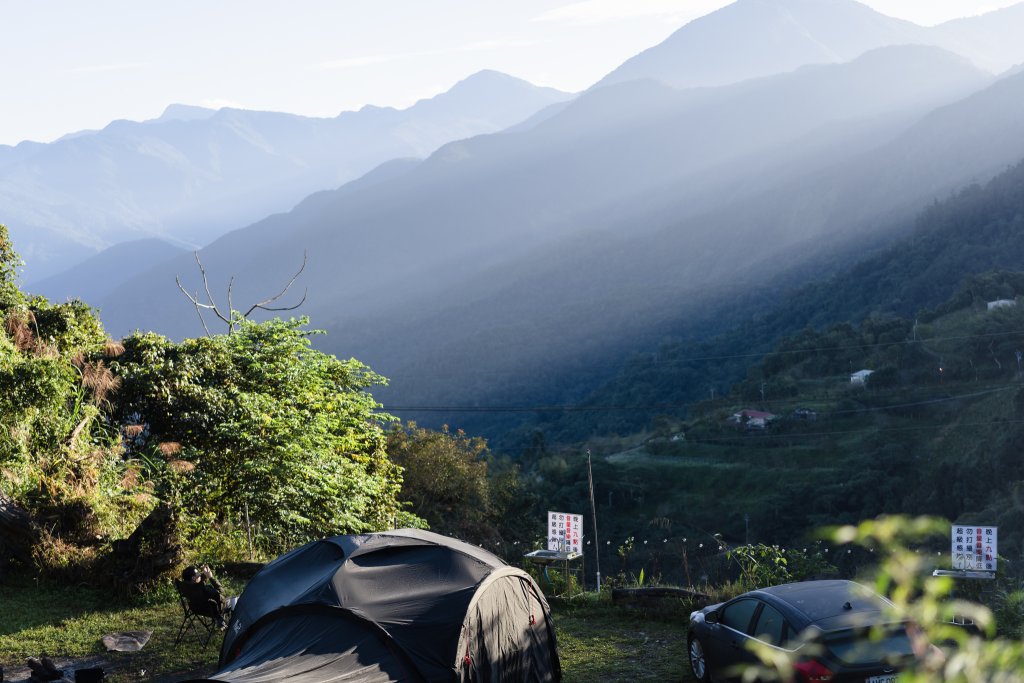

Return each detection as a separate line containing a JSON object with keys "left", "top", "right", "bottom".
{"left": 705, "top": 610, "right": 720, "bottom": 625}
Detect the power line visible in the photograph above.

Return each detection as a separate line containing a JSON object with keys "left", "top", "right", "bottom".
{"left": 628, "top": 328, "right": 1024, "bottom": 367}
{"left": 384, "top": 384, "right": 1018, "bottom": 415}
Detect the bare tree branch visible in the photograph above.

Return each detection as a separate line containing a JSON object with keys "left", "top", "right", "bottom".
{"left": 257, "top": 287, "right": 308, "bottom": 313}
{"left": 194, "top": 252, "right": 231, "bottom": 326}
{"left": 227, "top": 275, "right": 235, "bottom": 326}
{"left": 175, "top": 250, "right": 308, "bottom": 336}
{"left": 174, "top": 277, "right": 214, "bottom": 336}
{"left": 243, "top": 251, "right": 308, "bottom": 317}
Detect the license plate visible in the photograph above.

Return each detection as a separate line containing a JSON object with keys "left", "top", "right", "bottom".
{"left": 867, "top": 676, "right": 898, "bottom": 683}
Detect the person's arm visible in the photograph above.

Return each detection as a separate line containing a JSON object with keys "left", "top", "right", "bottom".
{"left": 202, "top": 566, "right": 224, "bottom": 593}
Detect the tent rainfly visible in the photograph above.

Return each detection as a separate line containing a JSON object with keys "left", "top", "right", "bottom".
{"left": 182, "top": 528, "right": 561, "bottom": 682}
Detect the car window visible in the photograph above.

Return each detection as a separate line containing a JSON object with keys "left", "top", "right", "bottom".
{"left": 824, "top": 626, "right": 915, "bottom": 665}
{"left": 721, "top": 599, "right": 760, "bottom": 634}
{"left": 752, "top": 603, "right": 789, "bottom": 646}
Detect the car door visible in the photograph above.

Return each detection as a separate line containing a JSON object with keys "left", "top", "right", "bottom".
{"left": 705, "top": 598, "right": 762, "bottom": 679}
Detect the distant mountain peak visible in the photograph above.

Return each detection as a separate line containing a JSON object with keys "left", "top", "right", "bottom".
{"left": 444, "top": 69, "right": 567, "bottom": 98}
{"left": 594, "top": 0, "right": 927, "bottom": 90}
{"left": 459, "top": 68, "right": 517, "bottom": 83}
{"left": 408, "top": 70, "right": 572, "bottom": 119}
{"left": 152, "top": 103, "right": 218, "bottom": 124}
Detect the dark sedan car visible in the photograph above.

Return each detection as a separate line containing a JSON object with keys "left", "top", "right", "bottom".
{"left": 688, "top": 579, "right": 917, "bottom": 683}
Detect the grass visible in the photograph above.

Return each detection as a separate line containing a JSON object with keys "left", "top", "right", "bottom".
{"left": 0, "top": 576, "right": 695, "bottom": 682}
{"left": 0, "top": 575, "right": 240, "bottom": 682}
{"left": 553, "top": 595, "right": 693, "bottom": 682}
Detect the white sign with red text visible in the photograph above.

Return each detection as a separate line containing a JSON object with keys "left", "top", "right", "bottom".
{"left": 952, "top": 525, "right": 997, "bottom": 572}
{"left": 547, "top": 511, "right": 583, "bottom": 554}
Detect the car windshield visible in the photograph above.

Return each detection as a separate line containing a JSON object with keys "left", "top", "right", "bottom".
{"left": 823, "top": 626, "right": 915, "bottom": 666}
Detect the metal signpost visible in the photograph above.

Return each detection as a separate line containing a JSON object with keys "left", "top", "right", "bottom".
{"left": 931, "top": 525, "right": 997, "bottom": 630}
{"left": 524, "top": 511, "right": 584, "bottom": 596}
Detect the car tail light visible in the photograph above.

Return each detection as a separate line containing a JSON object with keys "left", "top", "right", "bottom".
{"left": 794, "top": 659, "right": 834, "bottom": 683}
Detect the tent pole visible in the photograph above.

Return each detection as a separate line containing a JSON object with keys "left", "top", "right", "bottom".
{"left": 587, "top": 451, "right": 601, "bottom": 592}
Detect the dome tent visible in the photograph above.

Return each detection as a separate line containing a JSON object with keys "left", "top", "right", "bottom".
{"left": 184, "top": 529, "right": 561, "bottom": 682}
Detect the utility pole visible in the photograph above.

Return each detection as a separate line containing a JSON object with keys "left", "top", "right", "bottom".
{"left": 587, "top": 451, "right": 601, "bottom": 593}
{"left": 744, "top": 514, "right": 750, "bottom": 545}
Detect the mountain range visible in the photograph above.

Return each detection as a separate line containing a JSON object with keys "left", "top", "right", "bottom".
{"left": 16, "top": 0, "right": 1024, "bottom": 444}
{"left": 598, "top": 0, "right": 1024, "bottom": 90}
{"left": 94, "top": 44, "right": 1012, "bottom": 423}
{"left": 4, "top": 70, "right": 569, "bottom": 282}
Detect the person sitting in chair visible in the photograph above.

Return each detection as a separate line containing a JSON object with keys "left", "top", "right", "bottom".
{"left": 180, "top": 564, "right": 237, "bottom": 628}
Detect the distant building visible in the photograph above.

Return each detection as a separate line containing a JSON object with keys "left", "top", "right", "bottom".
{"left": 850, "top": 369, "right": 874, "bottom": 385}
{"left": 988, "top": 299, "right": 1016, "bottom": 311}
{"left": 729, "top": 409, "right": 776, "bottom": 429}
{"left": 792, "top": 408, "right": 818, "bottom": 421}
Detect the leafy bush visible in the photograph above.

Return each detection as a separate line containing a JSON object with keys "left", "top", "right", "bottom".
{"left": 110, "top": 318, "right": 413, "bottom": 555}
{"left": 1, "top": 226, "right": 418, "bottom": 583}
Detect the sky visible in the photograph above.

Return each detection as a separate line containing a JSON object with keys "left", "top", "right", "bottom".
{"left": 1, "top": 0, "right": 1020, "bottom": 146}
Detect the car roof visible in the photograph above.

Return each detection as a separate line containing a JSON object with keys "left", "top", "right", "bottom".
{"left": 749, "top": 580, "right": 894, "bottom": 631}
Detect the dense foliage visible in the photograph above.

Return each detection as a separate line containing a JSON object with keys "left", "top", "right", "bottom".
{"left": 0, "top": 225, "right": 417, "bottom": 583}
{"left": 112, "top": 318, "right": 411, "bottom": 555}
{"left": 507, "top": 273, "right": 1024, "bottom": 587}
{"left": 386, "top": 421, "right": 525, "bottom": 546}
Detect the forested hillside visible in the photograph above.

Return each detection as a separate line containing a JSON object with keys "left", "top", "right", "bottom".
{"left": 511, "top": 158, "right": 1024, "bottom": 448}
{"left": 513, "top": 270, "right": 1024, "bottom": 585}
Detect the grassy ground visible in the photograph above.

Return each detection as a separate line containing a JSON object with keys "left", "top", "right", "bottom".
{"left": 0, "top": 575, "right": 234, "bottom": 682}
{"left": 553, "top": 596, "right": 692, "bottom": 682}
{"left": 0, "top": 576, "right": 694, "bottom": 682}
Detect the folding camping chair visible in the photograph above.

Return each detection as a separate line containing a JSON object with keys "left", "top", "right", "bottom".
{"left": 173, "top": 579, "right": 224, "bottom": 646}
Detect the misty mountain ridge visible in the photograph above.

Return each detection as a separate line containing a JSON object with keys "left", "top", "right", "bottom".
{"left": 531, "top": 156, "right": 1024, "bottom": 445}
{"left": 18, "top": 0, "right": 1024, "bottom": 448}
{"left": 94, "top": 43, "right": 989, "bottom": 331}
{"left": 29, "top": 238, "right": 188, "bottom": 306}
{"left": 597, "top": 0, "right": 1024, "bottom": 91}
{"left": 1, "top": 70, "right": 571, "bottom": 281}
{"left": 89, "top": 44, "right": 1007, "bottom": 436}
{"left": 321, "top": 58, "right": 1024, "bottom": 430}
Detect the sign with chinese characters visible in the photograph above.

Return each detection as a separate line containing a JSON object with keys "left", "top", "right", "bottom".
{"left": 952, "top": 525, "right": 997, "bottom": 572}
{"left": 547, "top": 511, "right": 583, "bottom": 554}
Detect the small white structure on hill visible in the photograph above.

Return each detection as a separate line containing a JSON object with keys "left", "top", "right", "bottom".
{"left": 850, "top": 369, "right": 874, "bottom": 385}
{"left": 729, "top": 409, "right": 776, "bottom": 429}
{"left": 988, "top": 299, "right": 1016, "bottom": 311}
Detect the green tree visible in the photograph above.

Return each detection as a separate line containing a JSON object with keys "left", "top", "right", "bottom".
{"left": 387, "top": 421, "right": 517, "bottom": 545}
{"left": 111, "top": 317, "right": 411, "bottom": 553}
{"left": 0, "top": 224, "right": 25, "bottom": 309}
{"left": 1, "top": 228, "right": 148, "bottom": 576}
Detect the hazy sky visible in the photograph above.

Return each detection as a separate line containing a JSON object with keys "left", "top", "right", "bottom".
{"left": 1, "top": 0, "right": 1019, "bottom": 146}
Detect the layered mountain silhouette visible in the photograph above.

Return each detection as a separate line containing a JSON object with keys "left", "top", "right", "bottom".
{"left": 20, "top": 0, "right": 1024, "bottom": 440}
{"left": 29, "top": 238, "right": 187, "bottom": 306}
{"left": 332, "top": 66, "right": 1024, "bottom": 424}
{"left": 2, "top": 70, "right": 569, "bottom": 280}
{"left": 92, "top": 45, "right": 1011, "bottom": 424}
{"left": 597, "top": 0, "right": 1024, "bottom": 90}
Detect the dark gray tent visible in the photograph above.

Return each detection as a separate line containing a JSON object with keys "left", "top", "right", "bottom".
{"left": 184, "top": 529, "right": 560, "bottom": 683}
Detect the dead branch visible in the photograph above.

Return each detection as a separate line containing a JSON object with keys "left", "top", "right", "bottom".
{"left": 175, "top": 250, "right": 308, "bottom": 335}
{"left": 243, "top": 251, "right": 308, "bottom": 317}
